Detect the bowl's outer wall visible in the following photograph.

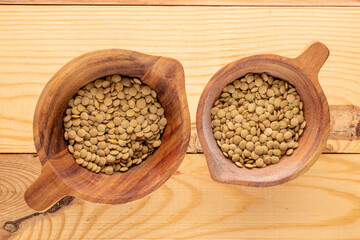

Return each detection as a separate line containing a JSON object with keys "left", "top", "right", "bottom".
{"left": 27, "top": 49, "right": 190, "bottom": 210}
{"left": 197, "top": 44, "right": 330, "bottom": 187}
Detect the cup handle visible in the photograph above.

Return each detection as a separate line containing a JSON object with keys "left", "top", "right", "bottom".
{"left": 24, "top": 162, "right": 72, "bottom": 212}
{"left": 287, "top": 41, "right": 330, "bottom": 82}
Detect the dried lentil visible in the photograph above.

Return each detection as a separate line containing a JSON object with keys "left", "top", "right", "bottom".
{"left": 211, "top": 73, "right": 306, "bottom": 169}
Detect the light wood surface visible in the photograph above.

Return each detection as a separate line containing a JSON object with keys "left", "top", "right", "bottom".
{"left": 1, "top": 6, "right": 360, "bottom": 153}
{"left": 1, "top": 153, "right": 360, "bottom": 239}
{"left": 197, "top": 41, "right": 330, "bottom": 187}
{"left": 1, "top": 4, "right": 360, "bottom": 240}
{"left": 1, "top": 0, "right": 360, "bottom": 6}
{"left": 25, "top": 49, "right": 190, "bottom": 211}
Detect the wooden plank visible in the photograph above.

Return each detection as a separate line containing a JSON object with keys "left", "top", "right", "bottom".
{"left": 188, "top": 105, "right": 360, "bottom": 153}
{"left": 1, "top": 153, "right": 360, "bottom": 239}
{"left": 1, "top": 0, "right": 360, "bottom": 7}
{"left": 1, "top": 6, "right": 360, "bottom": 153}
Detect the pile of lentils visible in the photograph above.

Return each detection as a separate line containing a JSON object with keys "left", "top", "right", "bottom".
{"left": 63, "top": 74, "right": 167, "bottom": 175}
{"left": 211, "top": 73, "right": 306, "bottom": 169}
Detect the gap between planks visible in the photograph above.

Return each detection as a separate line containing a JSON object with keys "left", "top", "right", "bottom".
{"left": 0, "top": 0, "right": 360, "bottom": 7}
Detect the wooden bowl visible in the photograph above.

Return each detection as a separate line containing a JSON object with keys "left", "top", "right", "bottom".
{"left": 24, "top": 49, "right": 190, "bottom": 211}
{"left": 196, "top": 41, "right": 330, "bottom": 187}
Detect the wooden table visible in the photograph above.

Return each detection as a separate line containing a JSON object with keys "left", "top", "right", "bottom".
{"left": 0, "top": 1, "right": 360, "bottom": 239}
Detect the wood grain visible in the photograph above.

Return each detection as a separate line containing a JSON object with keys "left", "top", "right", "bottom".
{"left": 1, "top": 6, "right": 360, "bottom": 153}
{"left": 196, "top": 41, "right": 330, "bottom": 187}
{"left": 1, "top": 153, "right": 360, "bottom": 239}
{"left": 1, "top": 0, "right": 360, "bottom": 6}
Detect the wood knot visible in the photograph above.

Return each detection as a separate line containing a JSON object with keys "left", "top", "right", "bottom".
{"left": 356, "top": 121, "right": 360, "bottom": 137}
{"left": 3, "top": 222, "right": 18, "bottom": 233}
{"left": 2, "top": 196, "right": 74, "bottom": 233}
{"left": 46, "top": 196, "right": 74, "bottom": 213}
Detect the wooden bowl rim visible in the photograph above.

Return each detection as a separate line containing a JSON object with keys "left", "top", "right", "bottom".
{"left": 32, "top": 48, "right": 191, "bottom": 203}
{"left": 196, "top": 53, "right": 330, "bottom": 187}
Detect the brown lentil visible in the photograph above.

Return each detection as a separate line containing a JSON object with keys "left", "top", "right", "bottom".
{"left": 64, "top": 74, "right": 167, "bottom": 175}
{"left": 211, "top": 72, "right": 306, "bottom": 169}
